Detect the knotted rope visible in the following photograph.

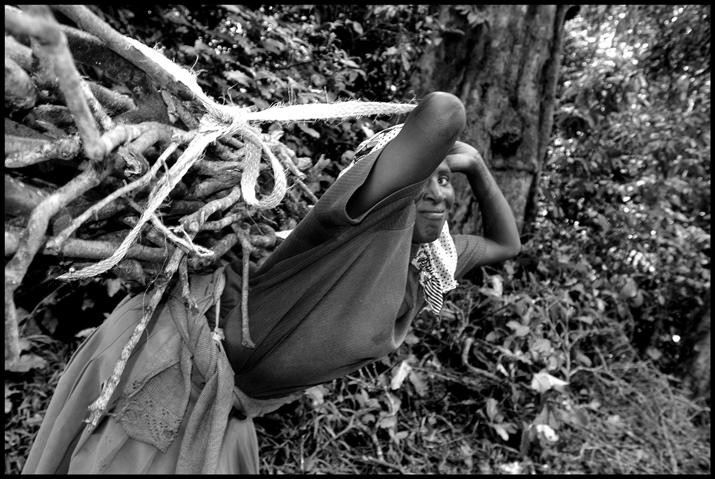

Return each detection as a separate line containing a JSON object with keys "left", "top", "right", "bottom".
{"left": 59, "top": 38, "right": 416, "bottom": 281}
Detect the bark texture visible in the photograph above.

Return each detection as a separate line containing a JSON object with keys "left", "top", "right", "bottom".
{"left": 408, "top": 5, "right": 570, "bottom": 235}
{"left": 680, "top": 294, "right": 710, "bottom": 402}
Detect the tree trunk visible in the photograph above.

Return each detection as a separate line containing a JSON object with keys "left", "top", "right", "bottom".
{"left": 680, "top": 293, "right": 710, "bottom": 402}
{"left": 407, "top": 5, "right": 570, "bottom": 235}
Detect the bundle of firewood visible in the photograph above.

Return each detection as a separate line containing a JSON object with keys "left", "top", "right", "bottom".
{"left": 3, "top": 6, "right": 300, "bottom": 365}
{"left": 5, "top": 6, "right": 415, "bottom": 369}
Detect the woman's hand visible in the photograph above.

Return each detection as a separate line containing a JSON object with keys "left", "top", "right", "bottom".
{"left": 449, "top": 139, "right": 521, "bottom": 265}
{"left": 445, "top": 141, "right": 484, "bottom": 176}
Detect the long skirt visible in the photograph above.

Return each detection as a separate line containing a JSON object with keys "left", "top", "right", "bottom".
{"left": 22, "top": 293, "right": 259, "bottom": 474}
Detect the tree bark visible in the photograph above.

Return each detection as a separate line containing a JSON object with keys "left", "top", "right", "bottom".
{"left": 680, "top": 293, "right": 710, "bottom": 402}
{"left": 407, "top": 5, "right": 570, "bottom": 235}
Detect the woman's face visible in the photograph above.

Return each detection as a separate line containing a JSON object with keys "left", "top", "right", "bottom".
{"left": 412, "top": 159, "right": 455, "bottom": 244}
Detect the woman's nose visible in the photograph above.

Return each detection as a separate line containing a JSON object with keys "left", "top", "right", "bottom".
{"left": 423, "top": 178, "right": 445, "bottom": 203}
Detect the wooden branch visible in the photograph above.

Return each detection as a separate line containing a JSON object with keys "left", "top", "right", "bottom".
{"left": 126, "top": 123, "right": 179, "bottom": 155}
{"left": 292, "top": 177, "right": 320, "bottom": 204}
{"left": 201, "top": 211, "right": 248, "bottom": 231}
{"left": 5, "top": 165, "right": 110, "bottom": 279}
{"left": 252, "top": 224, "right": 277, "bottom": 248}
{"left": 113, "top": 259, "right": 153, "bottom": 286}
{"left": 462, "top": 337, "right": 502, "bottom": 382}
{"left": 179, "top": 256, "right": 199, "bottom": 313}
{"left": 85, "top": 243, "right": 186, "bottom": 432}
{"left": 191, "top": 179, "right": 237, "bottom": 199}
{"left": 167, "top": 200, "right": 208, "bottom": 216}
{"left": 210, "top": 140, "right": 246, "bottom": 162}
{"left": 66, "top": 198, "right": 130, "bottom": 224}
{"left": 5, "top": 135, "right": 51, "bottom": 157}
{"left": 6, "top": 6, "right": 105, "bottom": 162}
{"left": 4, "top": 55, "right": 38, "bottom": 111}
{"left": 80, "top": 79, "right": 115, "bottom": 132}
{"left": 5, "top": 286, "right": 21, "bottom": 366}
{"left": 5, "top": 117, "right": 51, "bottom": 141}
{"left": 99, "top": 123, "right": 153, "bottom": 155}
{"left": 187, "top": 232, "right": 239, "bottom": 272}
{"left": 191, "top": 159, "right": 254, "bottom": 178}
{"left": 87, "top": 82, "right": 136, "bottom": 117}
{"left": 232, "top": 224, "right": 256, "bottom": 349}
{"left": 181, "top": 186, "right": 243, "bottom": 234}
{"left": 165, "top": 94, "right": 199, "bottom": 129}
{"left": 122, "top": 216, "right": 169, "bottom": 250}
{"left": 5, "top": 175, "right": 54, "bottom": 217}
{"left": 4, "top": 34, "right": 33, "bottom": 70}
{"left": 5, "top": 225, "right": 167, "bottom": 263}
{"left": 4, "top": 161, "right": 109, "bottom": 365}
{"left": 4, "top": 134, "right": 82, "bottom": 168}
{"left": 115, "top": 146, "right": 150, "bottom": 177}
{"left": 272, "top": 143, "right": 307, "bottom": 180}
{"left": 57, "top": 21, "right": 168, "bottom": 123}
{"left": 51, "top": 5, "right": 197, "bottom": 102}
{"left": 46, "top": 142, "right": 180, "bottom": 252}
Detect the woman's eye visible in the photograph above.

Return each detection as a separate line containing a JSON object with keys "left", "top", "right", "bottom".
{"left": 438, "top": 176, "right": 450, "bottom": 186}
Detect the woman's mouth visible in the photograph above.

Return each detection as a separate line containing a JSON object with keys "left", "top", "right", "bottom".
{"left": 419, "top": 209, "right": 446, "bottom": 220}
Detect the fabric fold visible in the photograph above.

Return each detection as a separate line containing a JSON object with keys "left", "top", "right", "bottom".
{"left": 106, "top": 268, "right": 231, "bottom": 473}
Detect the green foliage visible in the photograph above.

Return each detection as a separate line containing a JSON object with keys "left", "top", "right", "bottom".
{"left": 547, "top": 5, "right": 710, "bottom": 372}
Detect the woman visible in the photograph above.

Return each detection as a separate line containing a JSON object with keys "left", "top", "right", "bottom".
{"left": 23, "top": 92, "right": 520, "bottom": 474}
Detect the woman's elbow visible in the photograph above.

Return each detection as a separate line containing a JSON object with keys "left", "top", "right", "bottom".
{"left": 419, "top": 92, "right": 466, "bottom": 137}
{"left": 497, "top": 239, "right": 521, "bottom": 262}
{"left": 507, "top": 240, "right": 522, "bottom": 259}
{"left": 497, "top": 241, "right": 521, "bottom": 264}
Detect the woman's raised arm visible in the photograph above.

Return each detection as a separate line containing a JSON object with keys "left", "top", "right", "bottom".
{"left": 346, "top": 92, "right": 466, "bottom": 218}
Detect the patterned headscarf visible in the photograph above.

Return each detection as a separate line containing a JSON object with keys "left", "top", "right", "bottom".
{"left": 345, "top": 124, "right": 458, "bottom": 314}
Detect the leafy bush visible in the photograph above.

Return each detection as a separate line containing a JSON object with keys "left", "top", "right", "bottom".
{"left": 548, "top": 5, "right": 710, "bottom": 373}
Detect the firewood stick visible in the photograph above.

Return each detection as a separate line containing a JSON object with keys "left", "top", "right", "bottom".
{"left": 232, "top": 224, "right": 256, "bottom": 349}
{"left": 51, "top": 5, "right": 196, "bottom": 102}
{"left": 4, "top": 56, "right": 38, "bottom": 111}
{"left": 4, "top": 163, "right": 110, "bottom": 365}
{"left": 47, "top": 142, "right": 181, "bottom": 252}
{"left": 4, "top": 225, "right": 167, "bottom": 263}
{"left": 6, "top": 6, "right": 105, "bottom": 161}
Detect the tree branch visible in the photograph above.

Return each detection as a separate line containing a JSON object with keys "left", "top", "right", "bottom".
{"left": 4, "top": 56, "right": 38, "bottom": 111}
{"left": 51, "top": 5, "right": 197, "bottom": 102}
{"left": 462, "top": 337, "right": 502, "bottom": 382}
{"left": 4, "top": 163, "right": 109, "bottom": 366}
{"left": 5, "top": 175, "right": 55, "bottom": 217}
{"left": 46, "top": 142, "right": 181, "bottom": 252}
{"left": 4, "top": 135, "right": 82, "bottom": 168}
{"left": 4, "top": 34, "right": 33, "bottom": 70}
{"left": 232, "top": 224, "right": 256, "bottom": 349}
{"left": 4, "top": 225, "right": 168, "bottom": 263}
{"left": 87, "top": 82, "right": 136, "bottom": 117}
{"left": 6, "top": 6, "right": 106, "bottom": 162}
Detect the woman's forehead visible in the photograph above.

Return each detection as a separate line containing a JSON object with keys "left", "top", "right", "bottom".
{"left": 435, "top": 158, "right": 452, "bottom": 174}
